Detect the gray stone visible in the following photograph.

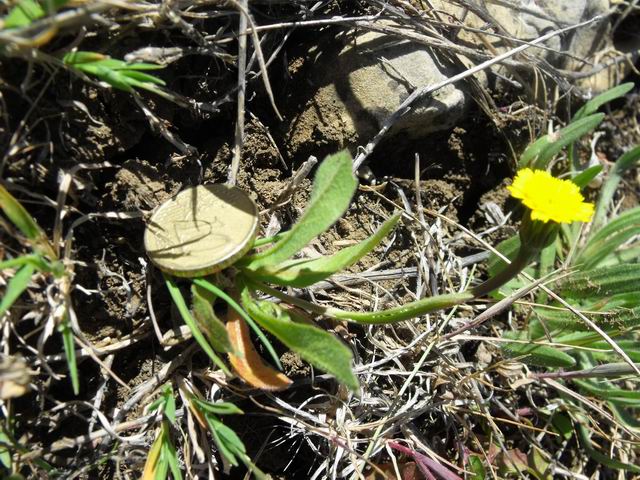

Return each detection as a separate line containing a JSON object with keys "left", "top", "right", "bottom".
{"left": 285, "top": 26, "right": 469, "bottom": 157}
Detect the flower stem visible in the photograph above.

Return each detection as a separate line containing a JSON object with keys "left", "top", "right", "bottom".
{"left": 471, "top": 247, "right": 534, "bottom": 297}
{"left": 246, "top": 277, "right": 472, "bottom": 324}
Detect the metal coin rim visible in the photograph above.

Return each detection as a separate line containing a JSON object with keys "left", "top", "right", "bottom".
{"left": 143, "top": 184, "right": 259, "bottom": 278}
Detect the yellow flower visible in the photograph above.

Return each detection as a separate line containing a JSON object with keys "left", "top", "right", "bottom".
{"left": 507, "top": 168, "right": 594, "bottom": 224}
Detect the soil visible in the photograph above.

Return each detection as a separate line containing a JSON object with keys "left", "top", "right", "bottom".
{"left": 2, "top": 4, "right": 640, "bottom": 479}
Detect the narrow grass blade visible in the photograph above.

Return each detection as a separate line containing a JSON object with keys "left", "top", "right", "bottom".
{"left": 518, "top": 114, "right": 604, "bottom": 169}
{"left": 162, "top": 422, "right": 182, "bottom": 480}
{"left": 243, "top": 150, "right": 357, "bottom": 268}
{"left": 243, "top": 213, "right": 400, "bottom": 287}
{"left": 141, "top": 429, "right": 163, "bottom": 480}
{"left": 572, "top": 165, "right": 603, "bottom": 189}
{"left": 207, "top": 416, "right": 241, "bottom": 466}
{"left": 0, "top": 427, "right": 12, "bottom": 469}
{"left": 59, "top": 316, "right": 79, "bottom": 395}
{"left": 164, "top": 276, "right": 231, "bottom": 376}
{"left": 192, "top": 398, "right": 243, "bottom": 416}
{"left": 192, "top": 278, "right": 282, "bottom": 370}
{"left": 0, "top": 263, "right": 35, "bottom": 318}
{"left": 572, "top": 82, "right": 634, "bottom": 122}
{"left": 240, "top": 287, "right": 359, "bottom": 391}
{"left": 0, "top": 185, "right": 55, "bottom": 258}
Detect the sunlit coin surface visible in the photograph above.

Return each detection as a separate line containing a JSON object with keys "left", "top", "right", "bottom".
{"left": 144, "top": 185, "right": 259, "bottom": 277}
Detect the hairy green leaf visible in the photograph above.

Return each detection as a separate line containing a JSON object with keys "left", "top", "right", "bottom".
{"left": 165, "top": 277, "right": 231, "bottom": 376}
{"left": 193, "top": 278, "right": 282, "bottom": 369}
{"left": 578, "top": 206, "right": 640, "bottom": 269}
{"left": 557, "top": 264, "right": 640, "bottom": 298}
{"left": 593, "top": 145, "right": 640, "bottom": 229}
{"left": 243, "top": 213, "right": 400, "bottom": 287}
{"left": 519, "top": 114, "right": 604, "bottom": 169}
{"left": 191, "top": 284, "right": 233, "bottom": 353}
{"left": 241, "top": 288, "right": 359, "bottom": 391}
{"left": 574, "top": 379, "right": 640, "bottom": 406}
{"left": 501, "top": 332, "right": 576, "bottom": 367}
{"left": 244, "top": 150, "right": 357, "bottom": 268}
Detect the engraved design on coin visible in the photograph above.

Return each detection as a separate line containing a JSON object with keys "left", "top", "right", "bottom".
{"left": 144, "top": 185, "right": 259, "bottom": 277}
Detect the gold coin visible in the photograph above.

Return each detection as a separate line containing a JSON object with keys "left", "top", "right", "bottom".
{"left": 144, "top": 185, "right": 259, "bottom": 277}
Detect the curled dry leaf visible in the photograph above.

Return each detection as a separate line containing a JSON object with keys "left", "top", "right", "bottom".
{"left": 226, "top": 308, "right": 292, "bottom": 391}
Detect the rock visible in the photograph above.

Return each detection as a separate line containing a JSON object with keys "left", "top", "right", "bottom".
{"left": 432, "top": 0, "right": 613, "bottom": 89}
{"left": 285, "top": 25, "right": 469, "bottom": 159}
{"left": 285, "top": 2, "right": 618, "bottom": 159}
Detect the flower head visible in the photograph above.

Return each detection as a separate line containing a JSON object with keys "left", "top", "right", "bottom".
{"left": 507, "top": 168, "right": 594, "bottom": 224}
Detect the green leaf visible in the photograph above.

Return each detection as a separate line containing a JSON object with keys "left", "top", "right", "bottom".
{"left": 577, "top": 424, "right": 640, "bottom": 473}
{"left": 118, "top": 70, "right": 166, "bottom": 86}
{"left": 487, "top": 235, "right": 520, "bottom": 277}
{"left": 0, "top": 184, "right": 54, "bottom": 258}
{"left": 593, "top": 145, "right": 640, "bottom": 229}
{"left": 571, "top": 165, "right": 603, "bottom": 189}
{"left": 557, "top": 264, "right": 640, "bottom": 298}
{"left": 519, "top": 114, "right": 605, "bottom": 169}
{"left": 574, "top": 379, "right": 640, "bottom": 406}
{"left": 577, "top": 206, "right": 640, "bottom": 269}
{"left": 62, "top": 51, "right": 107, "bottom": 65}
{"left": 551, "top": 413, "right": 573, "bottom": 440}
{"left": 3, "top": 0, "right": 44, "bottom": 28}
{"left": 573, "top": 83, "right": 634, "bottom": 122}
{"left": 161, "top": 422, "right": 182, "bottom": 480}
{"left": 165, "top": 277, "right": 231, "bottom": 377}
{"left": 243, "top": 213, "right": 400, "bottom": 287}
{"left": 192, "top": 398, "right": 243, "bottom": 416}
{"left": 207, "top": 416, "right": 243, "bottom": 466}
{"left": 0, "top": 427, "right": 12, "bottom": 469}
{"left": 240, "top": 288, "right": 359, "bottom": 391}
{"left": 62, "top": 52, "right": 163, "bottom": 70}
{"left": 0, "top": 263, "right": 35, "bottom": 318}
{"left": 244, "top": 150, "right": 357, "bottom": 268}
{"left": 193, "top": 278, "right": 282, "bottom": 370}
{"left": 501, "top": 332, "right": 576, "bottom": 367}
{"left": 59, "top": 317, "right": 79, "bottom": 395}
{"left": 588, "top": 339, "right": 640, "bottom": 362}
{"left": 191, "top": 284, "right": 233, "bottom": 353}
{"left": 163, "top": 386, "right": 176, "bottom": 424}
{"left": 468, "top": 455, "right": 486, "bottom": 480}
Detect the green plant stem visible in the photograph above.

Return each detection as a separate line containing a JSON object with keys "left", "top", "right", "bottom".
{"left": 247, "top": 278, "right": 473, "bottom": 324}
{"left": 472, "top": 247, "right": 534, "bottom": 297}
